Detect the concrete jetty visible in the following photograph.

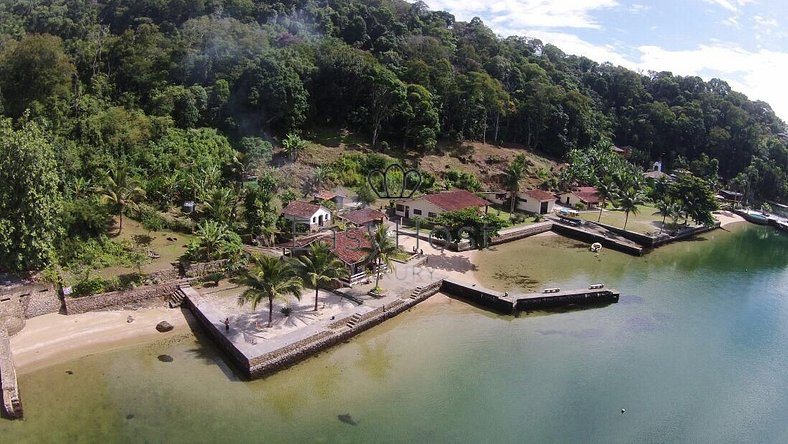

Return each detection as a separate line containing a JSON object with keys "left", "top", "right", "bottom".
{"left": 183, "top": 273, "right": 445, "bottom": 380}
{"left": 441, "top": 278, "right": 619, "bottom": 313}
{"left": 0, "top": 328, "right": 22, "bottom": 419}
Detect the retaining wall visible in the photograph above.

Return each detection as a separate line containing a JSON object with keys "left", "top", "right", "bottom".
{"left": 490, "top": 222, "right": 554, "bottom": 245}
{"left": 64, "top": 282, "right": 180, "bottom": 315}
{"left": 440, "top": 279, "right": 514, "bottom": 314}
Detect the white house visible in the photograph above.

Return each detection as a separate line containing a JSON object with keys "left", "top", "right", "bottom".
{"left": 558, "top": 187, "right": 601, "bottom": 210}
{"left": 517, "top": 189, "right": 555, "bottom": 214}
{"left": 281, "top": 201, "right": 332, "bottom": 231}
{"left": 394, "top": 189, "right": 489, "bottom": 219}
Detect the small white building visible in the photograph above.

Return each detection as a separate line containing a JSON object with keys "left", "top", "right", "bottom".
{"left": 394, "top": 189, "right": 489, "bottom": 219}
{"left": 281, "top": 201, "right": 332, "bottom": 231}
{"left": 558, "top": 187, "right": 601, "bottom": 210}
{"left": 517, "top": 189, "right": 555, "bottom": 214}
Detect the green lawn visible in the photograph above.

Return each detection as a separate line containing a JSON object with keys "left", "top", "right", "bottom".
{"left": 64, "top": 217, "right": 196, "bottom": 284}
{"left": 486, "top": 207, "right": 541, "bottom": 227}
{"left": 579, "top": 204, "right": 665, "bottom": 235}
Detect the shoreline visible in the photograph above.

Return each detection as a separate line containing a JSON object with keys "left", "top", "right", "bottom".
{"left": 8, "top": 214, "right": 750, "bottom": 375}
{"left": 10, "top": 306, "right": 189, "bottom": 374}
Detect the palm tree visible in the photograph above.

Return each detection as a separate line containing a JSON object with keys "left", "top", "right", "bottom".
{"left": 100, "top": 164, "right": 146, "bottom": 234}
{"left": 362, "top": 224, "right": 398, "bottom": 291}
{"left": 240, "top": 254, "right": 303, "bottom": 327}
{"left": 616, "top": 186, "right": 645, "bottom": 231}
{"left": 504, "top": 155, "right": 527, "bottom": 218}
{"left": 595, "top": 180, "right": 617, "bottom": 222}
{"left": 295, "top": 243, "right": 349, "bottom": 311}
{"left": 654, "top": 197, "right": 679, "bottom": 233}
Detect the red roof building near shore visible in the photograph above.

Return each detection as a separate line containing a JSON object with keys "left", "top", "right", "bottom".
{"left": 522, "top": 189, "right": 555, "bottom": 202}
{"left": 558, "top": 186, "right": 601, "bottom": 209}
{"left": 573, "top": 187, "right": 601, "bottom": 204}
{"left": 422, "top": 189, "right": 489, "bottom": 211}
{"left": 394, "top": 189, "right": 490, "bottom": 219}
{"left": 340, "top": 208, "right": 387, "bottom": 227}
{"left": 325, "top": 228, "right": 371, "bottom": 265}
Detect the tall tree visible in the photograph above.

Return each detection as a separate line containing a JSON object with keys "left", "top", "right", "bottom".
{"left": 504, "top": 154, "right": 527, "bottom": 218}
{"left": 295, "top": 243, "right": 349, "bottom": 311}
{"left": 362, "top": 224, "right": 398, "bottom": 291}
{"left": 99, "top": 164, "right": 146, "bottom": 235}
{"left": 616, "top": 186, "right": 645, "bottom": 230}
{"left": 0, "top": 118, "right": 62, "bottom": 271}
{"left": 240, "top": 254, "right": 303, "bottom": 327}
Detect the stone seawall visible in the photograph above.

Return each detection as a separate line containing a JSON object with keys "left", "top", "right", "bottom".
{"left": 0, "top": 329, "right": 22, "bottom": 419}
{"left": 247, "top": 279, "right": 443, "bottom": 379}
{"left": 490, "top": 222, "right": 554, "bottom": 245}
{"left": 64, "top": 282, "right": 181, "bottom": 315}
{"left": 440, "top": 278, "right": 514, "bottom": 314}
{"left": 185, "top": 280, "right": 443, "bottom": 380}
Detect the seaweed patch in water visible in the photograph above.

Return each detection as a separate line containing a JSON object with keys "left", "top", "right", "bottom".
{"left": 492, "top": 271, "right": 539, "bottom": 289}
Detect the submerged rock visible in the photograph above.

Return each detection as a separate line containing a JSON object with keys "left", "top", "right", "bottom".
{"left": 338, "top": 413, "right": 358, "bottom": 426}
{"left": 157, "top": 354, "right": 173, "bottom": 363}
{"left": 155, "top": 321, "right": 173, "bottom": 332}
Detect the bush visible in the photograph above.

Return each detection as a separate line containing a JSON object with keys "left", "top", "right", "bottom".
{"left": 280, "top": 306, "right": 292, "bottom": 316}
{"left": 59, "top": 236, "right": 144, "bottom": 270}
{"left": 61, "top": 197, "right": 111, "bottom": 238}
{"left": 72, "top": 276, "right": 110, "bottom": 296}
{"left": 140, "top": 209, "right": 168, "bottom": 231}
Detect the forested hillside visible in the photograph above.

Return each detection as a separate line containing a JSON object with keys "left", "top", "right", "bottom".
{"left": 1, "top": 0, "right": 787, "bottom": 272}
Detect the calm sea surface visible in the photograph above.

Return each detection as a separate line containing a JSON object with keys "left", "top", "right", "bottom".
{"left": 2, "top": 224, "right": 787, "bottom": 443}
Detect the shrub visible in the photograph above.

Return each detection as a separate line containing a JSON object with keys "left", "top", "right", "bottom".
{"left": 280, "top": 306, "right": 292, "bottom": 316}
{"left": 61, "top": 197, "right": 111, "bottom": 238}
{"left": 72, "top": 276, "right": 110, "bottom": 296}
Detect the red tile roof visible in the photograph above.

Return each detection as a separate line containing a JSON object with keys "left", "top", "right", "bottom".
{"left": 340, "top": 208, "right": 387, "bottom": 225}
{"left": 572, "top": 187, "right": 601, "bottom": 203}
{"left": 324, "top": 228, "right": 372, "bottom": 265}
{"left": 523, "top": 189, "right": 555, "bottom": 201}
{"left": 282, "top": 201, "right": 325, "bottom": 219}
{"left": 314, "top": 190, "right": 337, "bottom": 201}
{"left": 422, "top": 190, "right": 489, "bottom": 211}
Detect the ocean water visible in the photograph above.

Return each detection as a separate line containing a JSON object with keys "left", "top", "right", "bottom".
{"left": 2, "top": 224, "right": 787, "bottom": 443}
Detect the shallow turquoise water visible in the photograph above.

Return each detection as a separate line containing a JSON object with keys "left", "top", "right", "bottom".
{"left": 2, "top": 224, "right": 787, "bottom": 443}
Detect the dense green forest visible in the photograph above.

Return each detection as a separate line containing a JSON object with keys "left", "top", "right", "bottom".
{"left": 1, "top": 0, "right": 787, "bottom": 273}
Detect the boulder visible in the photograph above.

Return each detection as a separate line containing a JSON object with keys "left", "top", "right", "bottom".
{"left": 155, "top": 321, "right": 173, "bottom": 332}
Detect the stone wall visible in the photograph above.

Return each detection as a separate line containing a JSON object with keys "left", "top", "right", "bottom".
{"left": 181, "top": 260, "right": 228, "bottom": 278}
{"left": 246, "top": 281, "right": 443, "bottom": 379}
{"left": 490, "top": 222, "right": 554, "bottom": 245}
{"left": 440, "top": 278, "right": 514, "bottom": 314}
{"left": 64, "top": 282, "right": 180, "bottom": 315}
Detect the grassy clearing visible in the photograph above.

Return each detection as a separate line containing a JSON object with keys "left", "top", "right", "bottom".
{"left": 63, "top": 217, "right": 196, "bottom": 284}
{"left": 579, "top": 204, "right": 664, "bottom": 235}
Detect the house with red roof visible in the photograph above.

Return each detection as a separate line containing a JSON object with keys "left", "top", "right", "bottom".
{"left": 558, "top": 187, "right": 601, "bottom": 210}
{"left": 517, "top": 189, "right": 556, "bottom": 214}
{"left": 339, "top": 208, "right": 387, "bottom": 228}
{"left": 394, "top": 189, "right": 489, "bottom": 219}
{"left": 321, "top": 227, "right": 379, "bottom": 286}
{"left": 281, "top": 201, "right": 332, "bottom": 231}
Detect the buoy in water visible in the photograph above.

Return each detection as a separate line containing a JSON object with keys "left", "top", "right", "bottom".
{"left": 590, "top": 242, "right": 602, "bottom": 252}
{"left": 621, "top": 409, "right": 626, "bottom": 414}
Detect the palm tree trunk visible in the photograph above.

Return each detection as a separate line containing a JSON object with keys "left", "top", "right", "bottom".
{"left": 374, "top": 257, "right": 381, "bottom": 289}
{"left": 597, "top": 199, "right": 604, "bottom": 222}
{"left": 314, "top": 287, "right": 319, "bottom": 311}
{"left": 268, "top": 297, "right": 273, "bottom": 327}
{"left": 510, "top": 191, "right": 517, "bottom": 220}
{"left": 624, "top": 212, "right": 630, "bottom": 230}
{"left": 118, "top": 206, "right": 124, "bottom": 234}
{"left": 661, "top": 214, "right": 667, "bottom": 233}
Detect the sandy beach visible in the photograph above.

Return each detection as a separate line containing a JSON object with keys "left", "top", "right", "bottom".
{"left": 714, "top": 210, "right": 746, "bottom": 227}
{"left": 10, "top": 306, "right": 189, "bottom": 373}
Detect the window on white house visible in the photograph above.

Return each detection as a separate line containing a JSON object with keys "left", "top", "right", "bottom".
{"left": 413, "top": 209, "right": 422, "bottom": 215}
{"left": 428, "top": 212, "right": 437, "bottom": 218}
{"left": 312, "top": 217, "right": 316, "bottom": 223}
